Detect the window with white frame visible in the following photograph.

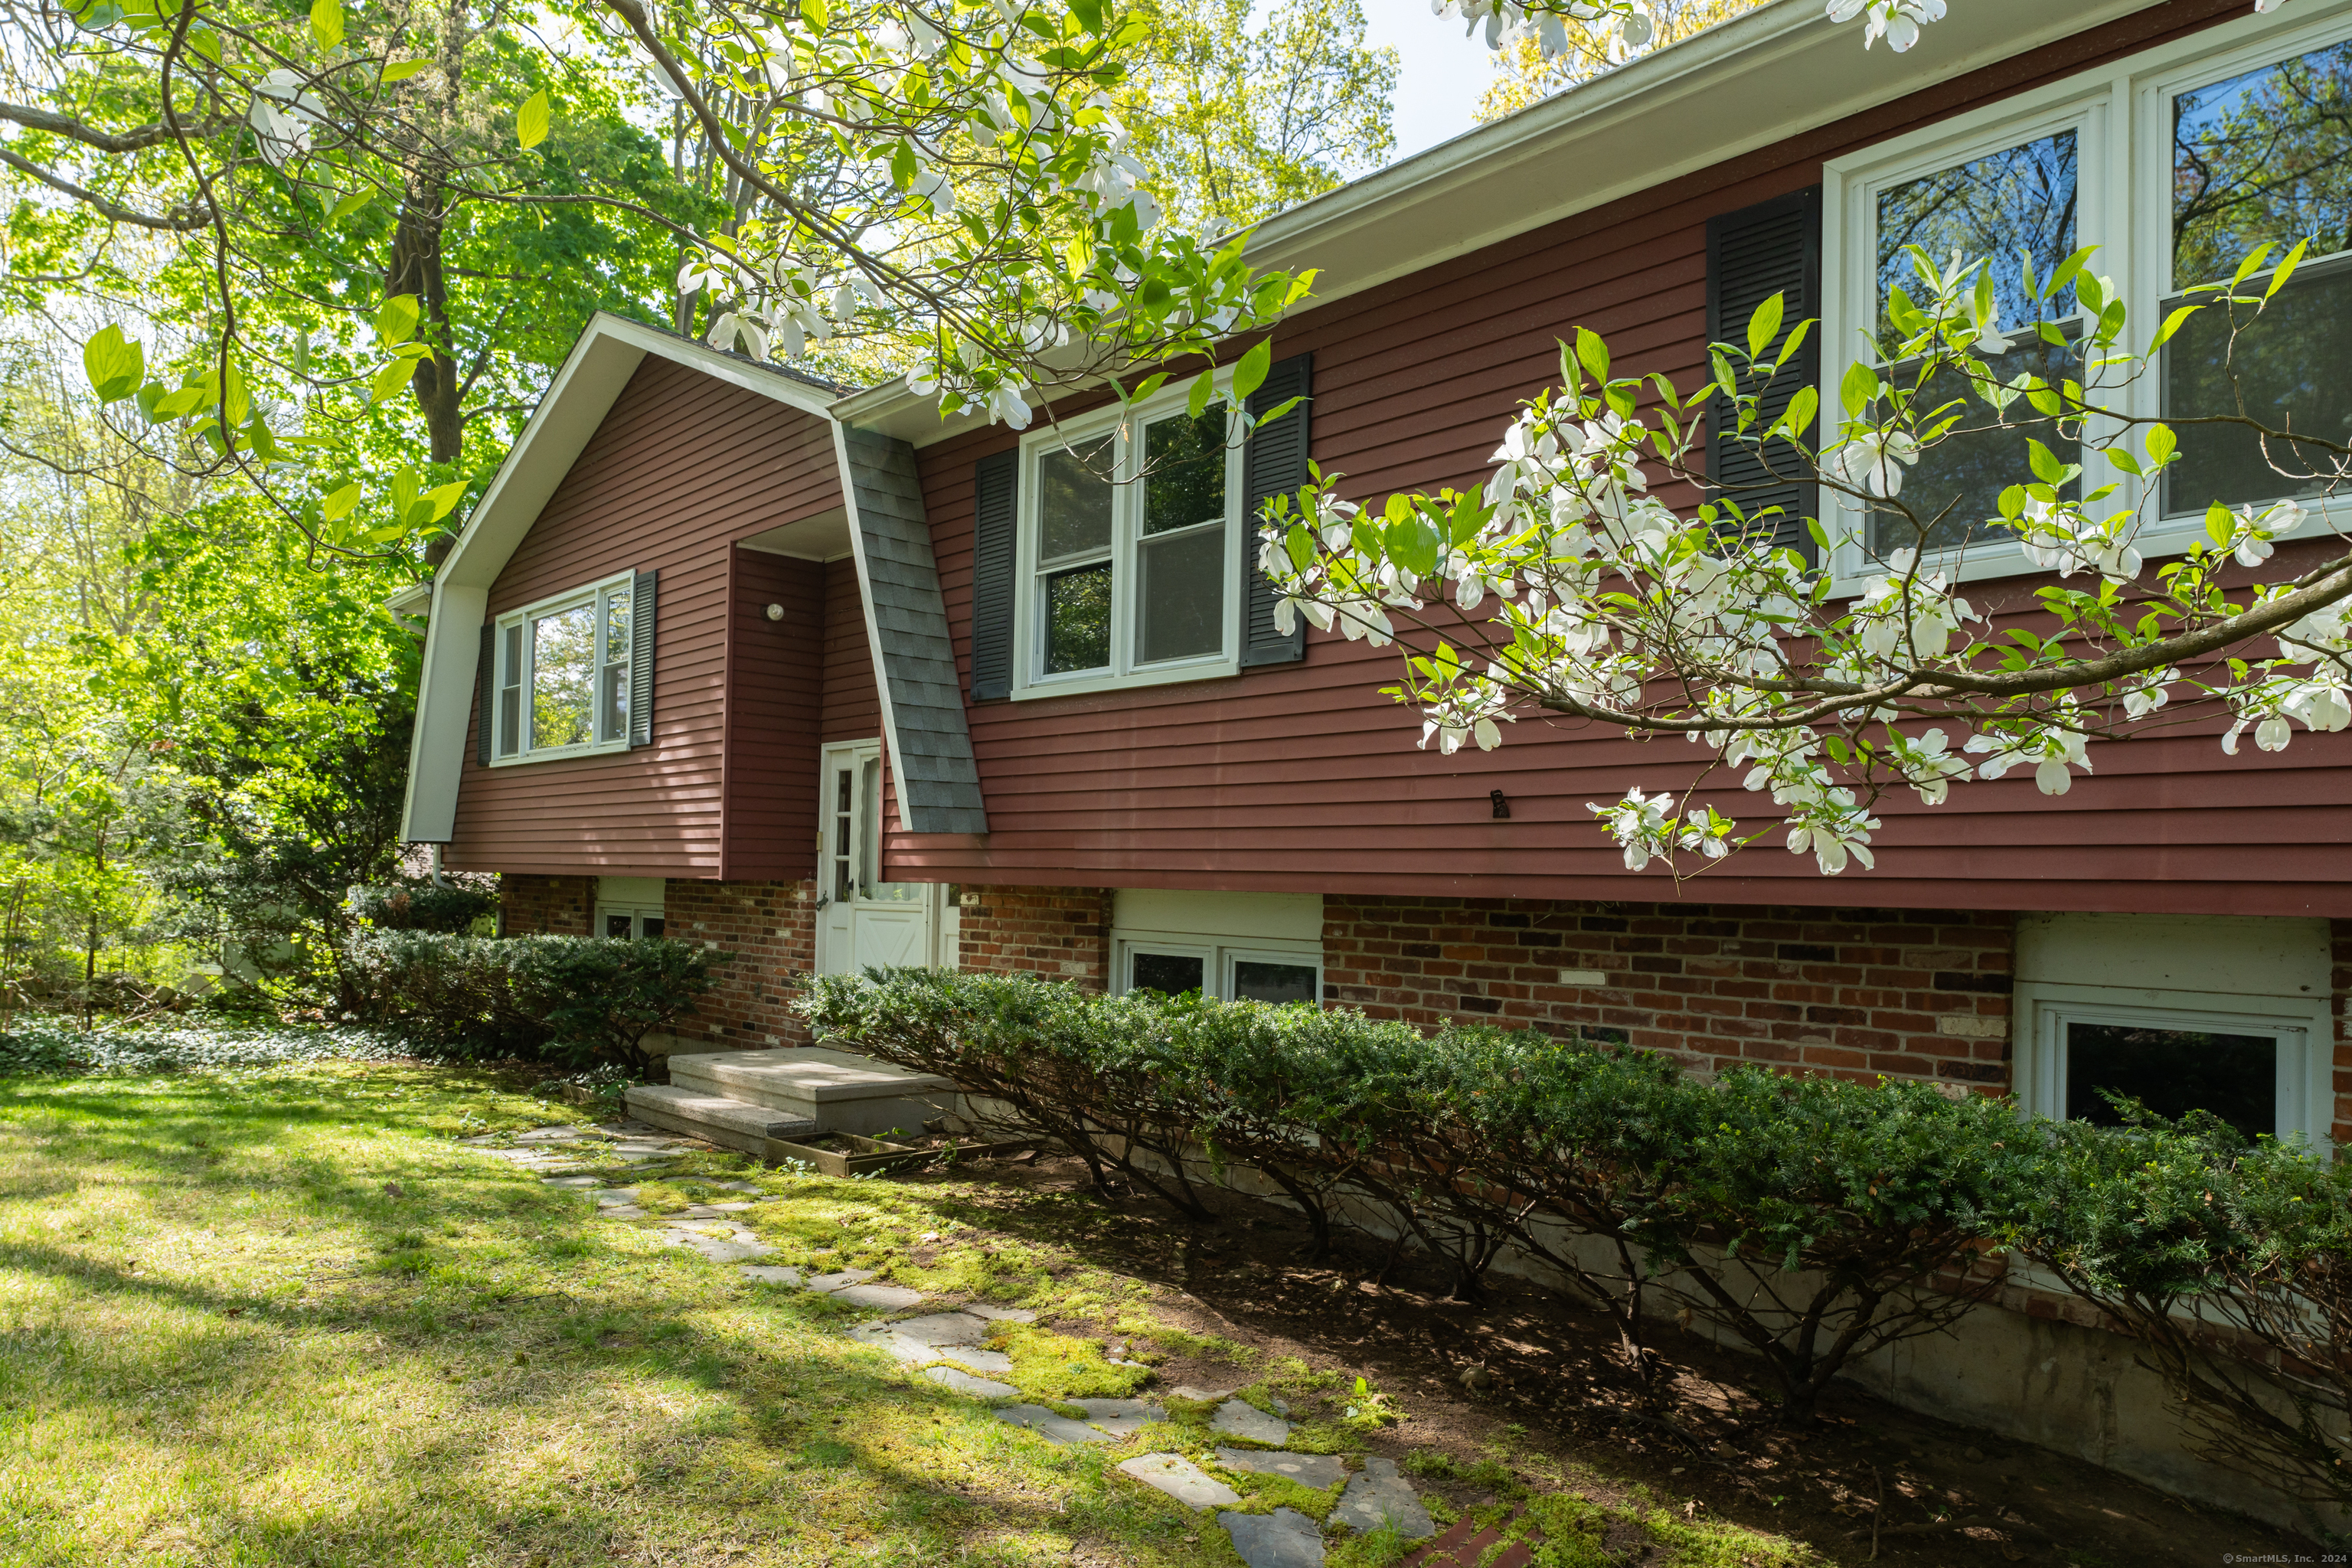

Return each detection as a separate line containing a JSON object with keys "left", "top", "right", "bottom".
{"left": 1110, "top": 888, "right": 1325, "bottom": 1006}
{"left": 1831, "top": 95, "right": 2106, "bottom": 565}
{"left": 1820, "top": 0, "right": 2352, "bottom": 586}
{"left": 596, "top": 876, "right": 666, "bottom": 940}
{"left": 494, "top": 572, "right": 635, "bottom": 762}
{"left": 1117, "top": 939, "right": 1323, "bottom": 1005}
{"left": 2012, "top": 912, "right": 2333, "bottom": 1152}
{"left": 2157, "top": 32, "right": 2352, "bottom": 514}
{"left": 1018, "top": 393, "right": 1242, "bottom": 694}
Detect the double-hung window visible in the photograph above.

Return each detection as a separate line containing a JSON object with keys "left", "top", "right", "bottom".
{"left": 493, "top": 571, "right": 635, "bottom": 763}
{"left": 1828, "top": 92, "right": 2109, "bottom": 574}
{"left": 1018, "top": 394, "right": 1243, "bottom": 695}
{"left": 1821, "top": 0, "right": 2352, "bottom": 588}
{"left": 2157, "top": 31, "right": 2352, "bottom": 514}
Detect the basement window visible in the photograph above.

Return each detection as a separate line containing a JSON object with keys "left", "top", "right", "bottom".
{"left": 2014, "top": 913, "right": 2331, "bottom": 1151}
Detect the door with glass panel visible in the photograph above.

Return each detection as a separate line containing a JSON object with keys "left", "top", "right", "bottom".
{"left": 815, "top": 740, "right": 941, "bottom": 975}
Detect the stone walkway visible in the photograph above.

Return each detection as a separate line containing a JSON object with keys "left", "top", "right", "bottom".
{"left": 454, "top": 1119, "right": 1437, "bottom": 1566}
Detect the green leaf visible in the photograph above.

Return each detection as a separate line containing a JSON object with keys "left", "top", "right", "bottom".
{"left": 370, "top": 357, "right": 420, "bottom": 403}
{"left": 1779, "top": 385, "right": 1818, "bottom": 439}
{"left": 2148, "top": 302, "right": 2201, "bottom": 351}
{"left": 376, "top": 292, "right": 420, "bottom": 345}
{"left": 187, "top": 25, "right": 221, "bottom": 63}
{"left": 81, "top": 324, "right": 144, "bottom": 402}
{"left": 321, "top": 482, "right": 363, "bottom": 521}
{"left": 222, "top": 362, "right": 250, "bottom": 427}
{"left": 2205, "top": 501, "right": 2234, "bottom": 547}
{"left": 2145, "top": 423, "right": 2177, "bottom": 467}
{"left": 1745, "top": 292, "right": 1783, "bottom": 361}
{"left": 1709, "top": 348, "right": 1737, "bottom": 397}
{"left": 2264, "top": 237, "right": 2310, "bottom": 301}
{"left": 2045, "top": 246, "right": 2096, "bottom": 304}
{"left": 2229, "top": 241, "right": 2275, "bottom": 292}
{"left": 1230, "top": 338, "right": 1272, "bottom": 405}
{"left": 1838, "top": 360, "right": 1879, "bottom": 416}
{"left": 1185, "top": 370, "right": 1214, "bottom": 420}
{"left": 2027, "top": 438, "right": 2065, "bottom": 487}
{"left": 1772, "top": 318, "right": 1814, "bottom": 371}
{"left": 517, "top": 90, "right": 550, "bottom": 150}
{"left": 424, "top": 480, "right": 469, "bottom": 522}
{"left": 1573, "top": 327, "right": 1609, "bottom": 387}
{"left": 381, "top": 58, "right": 430, "bottom": 82}
{"left": 151, "top": 385, "right": 206, "bottom": 419}
{"left": 330, "top": 187, "right": 375, "bottom": 221}
{"left": 390, "top": 468, "right": 422, "bottom": 525}
{"left": 310, "top": 0, "right": 341, "bottom": 50}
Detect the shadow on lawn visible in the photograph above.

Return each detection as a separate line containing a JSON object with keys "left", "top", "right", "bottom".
{"left": 0, "top": 1072, "right": 1208, "bottom": 1566}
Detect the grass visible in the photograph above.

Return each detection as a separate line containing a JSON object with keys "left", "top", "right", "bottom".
{"left": 0, "top": 1055, "right": 1818, "bottom": 1567}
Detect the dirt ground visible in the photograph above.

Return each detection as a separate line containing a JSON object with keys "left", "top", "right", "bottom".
{"left": 933, "top": 1151, "right": 2317, "bottom": 1567}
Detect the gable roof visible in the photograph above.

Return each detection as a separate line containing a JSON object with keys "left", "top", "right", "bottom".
{"left": 400, "top": 313, "right": 851, "bottom": 844}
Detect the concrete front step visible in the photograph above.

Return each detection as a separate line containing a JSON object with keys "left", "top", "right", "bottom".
{"left": 623, "top": 1085, "right": 818, "bottom": 1155}
{"left": 666, "top": 1047, "right": 955, "bottom": 1138}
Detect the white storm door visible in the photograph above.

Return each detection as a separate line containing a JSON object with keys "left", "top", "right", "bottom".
{"left": 815, "top": 740, "right": 939, "bottom": 976}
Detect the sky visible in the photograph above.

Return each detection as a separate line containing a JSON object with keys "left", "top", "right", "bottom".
{"left": 1357, "top": 0, "right": 1501, "bottom": 163}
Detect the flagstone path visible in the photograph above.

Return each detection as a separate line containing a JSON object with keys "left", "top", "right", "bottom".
{"left": 449, "top": 1119, "right": 1437, "bottom": 1565}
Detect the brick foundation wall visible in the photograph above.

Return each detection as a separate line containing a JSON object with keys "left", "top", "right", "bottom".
{"left": 1324, "top": 896, "right": 2014, "bottom": 1093}
{"left": 500, "top": 875, "right": 593, "bottom": 936}
{"left": 498, "top": 874, "right": 819, "bottom": 1049}
{"left": 956, "top": 886, "right": 1112, "bottom": 991}
{"left": 663, "top": 878, "right": 820, "bottom": 1048}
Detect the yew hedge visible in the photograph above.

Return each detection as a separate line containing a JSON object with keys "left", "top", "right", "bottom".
{"left": 802, "top": 969, "right": 2351, "bottom": 1517}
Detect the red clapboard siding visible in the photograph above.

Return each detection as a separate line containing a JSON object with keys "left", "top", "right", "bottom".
{"left": 886, "top": 0, "right": 2352, "bottom": 919}
{"left": 724, "top": 547, "right": 825, "bottom": 880}
{"left": 821, "top": 557, "right": 884, "bottom": 745}
{"left": 448, "top": 356, "right": 842, "bottom": 879}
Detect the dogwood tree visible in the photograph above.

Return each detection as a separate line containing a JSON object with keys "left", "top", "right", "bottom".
{"left": 1258, "top": 241, "right": 2352, "bottom": 876}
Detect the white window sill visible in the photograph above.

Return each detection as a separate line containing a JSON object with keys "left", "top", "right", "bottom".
{"left": 1012, "top": 655, "right": 1240, "bottom": 701}
{"left": 1822, "top": 507, "right": 2317, "bottom": 598}
{"left": 490, "top": 737, "right": 632, "bottom": 766}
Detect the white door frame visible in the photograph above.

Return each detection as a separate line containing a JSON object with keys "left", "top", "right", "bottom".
{"left": 815, "top": 739, "right": 946, "bottom": 975}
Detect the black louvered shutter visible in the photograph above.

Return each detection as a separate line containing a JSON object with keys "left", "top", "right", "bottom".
{"left": 1706, "top": 188, "right": 1821, "bottom": 567}
{"left": 629, "top": 570, "right": 657, "bottom": 747}
{"left": 475, "top": 622, "right": 494, "bottom": 766}
{"left": 969, "top": 448, "right": 1018, "bottom": 701}
{"left": 1241, "top": 351, "right": 1312, "bottom": 667}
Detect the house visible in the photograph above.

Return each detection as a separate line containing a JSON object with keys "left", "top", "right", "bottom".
{"left": 399, "top": 0, "right": 2352, "bottom": 1522}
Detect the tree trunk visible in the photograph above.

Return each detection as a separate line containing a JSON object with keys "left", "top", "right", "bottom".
{"left": 387, "top": 0, "right": 469, "bottom": 467}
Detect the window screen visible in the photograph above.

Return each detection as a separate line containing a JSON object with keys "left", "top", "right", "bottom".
{"left": 2164, "top": 39, "right": 2352, "bottom": 512}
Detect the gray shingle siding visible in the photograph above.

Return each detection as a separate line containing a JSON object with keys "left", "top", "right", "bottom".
{"left": 839, "top": 427, "right": 988, "bottom": 835}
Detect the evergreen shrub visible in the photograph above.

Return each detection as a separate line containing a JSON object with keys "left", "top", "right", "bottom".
{"left": 802, "top": 965, "right": 2346, "bottom": 1491}
{"left": 346, "top": 931, "right": 727, "bottom": 1072}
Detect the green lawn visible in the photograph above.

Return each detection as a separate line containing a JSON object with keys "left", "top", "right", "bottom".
{"left": 0, "top": 1057, "right": 1811, "bottom": 1567}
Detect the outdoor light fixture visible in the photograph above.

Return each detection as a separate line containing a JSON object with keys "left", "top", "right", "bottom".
{"left": 765, "top": 603, "right": 786, "bottom": 621}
